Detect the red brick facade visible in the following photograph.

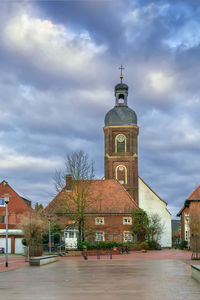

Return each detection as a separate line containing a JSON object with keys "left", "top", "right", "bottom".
{"left": 0, "top": 181, "right": 32, "bottom": 253}
{"left": 177, "top": 185, "right": 200, "bottom": 245}
{"left": 44, "top": 179, "right": 138, "bottom": 243}
{"left": 104, "top": 125, "right": 139, "bottom": 204}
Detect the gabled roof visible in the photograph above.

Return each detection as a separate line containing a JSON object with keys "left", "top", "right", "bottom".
{"left": 186, "top": 185, "right": 200, "bottom": 201}
{"left": 139, "top": 177, "right": 167, "bottom": 205}
{"left": 0, "top": 180, "right": 32, "bottom": 212}
{"left": 177, "top": 184, "right": 200, "bottom": 216}
{"left": 139, "top": 177, "right": 171, "bottom": 215}
{"left": 44, "top": 179, "right": 138, "bottom": 216}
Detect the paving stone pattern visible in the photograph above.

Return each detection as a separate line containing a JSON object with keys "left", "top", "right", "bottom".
{"left": 0, "top": 259, "right": 200, "bottom": 300}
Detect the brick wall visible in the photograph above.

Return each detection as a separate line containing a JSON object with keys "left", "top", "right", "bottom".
{"left": 85, "top": 214, "right": 133, "bottom": 242}
{"left": 104, "top": 125, "right": 139, "bottom": 204}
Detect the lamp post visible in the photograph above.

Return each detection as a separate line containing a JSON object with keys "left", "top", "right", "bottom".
{"left": 4, "top": 194, "right": 9, "bottom": 267}
{"left": 48, "top": 217, "right": 51, "bottom": 254}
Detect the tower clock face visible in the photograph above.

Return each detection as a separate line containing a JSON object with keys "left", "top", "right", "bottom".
{"left": 117, "top": 135, "right": 125, "bottom": 143}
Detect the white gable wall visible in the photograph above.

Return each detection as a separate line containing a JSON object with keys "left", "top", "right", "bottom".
{"left": 138, "top": 178, "right": 172, "bottom": 247}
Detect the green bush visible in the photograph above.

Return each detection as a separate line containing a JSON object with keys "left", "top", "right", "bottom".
{"left": 148, "top": 240, "right": 161, "bottom": 250}
{"left": 139, "top": 241, "right": 149, "bottom": 250}
{"left": 128, "top": 243, "right": 141, "bottom": 251}
{"left": 78, "top": 241, "right": 127, "bottom": 250}
{"left": 179, "top": 240, "right": 188, "bottom": 250}
{"left": 22, "top": 238, "right": 27, "bottom": 246}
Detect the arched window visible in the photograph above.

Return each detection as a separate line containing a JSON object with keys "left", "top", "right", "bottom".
{"left": 118, "top": 94, "right": 124, "bottom": 104}
{"left": 116, "top": 165, "right": 127, "bottom": 184}
{"left": 115, "top": 134, "right": 126, "bottom": 152}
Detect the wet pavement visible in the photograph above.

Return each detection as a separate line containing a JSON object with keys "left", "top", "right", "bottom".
{"left": 0, "top": 259, "right": 200, "bottom": 299}
{"left": 0, "top": 255, "right": 28, "bottom": 273}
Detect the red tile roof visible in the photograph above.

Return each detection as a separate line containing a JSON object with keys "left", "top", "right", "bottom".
{"left": 44, "top": 179, "right": 137, "bottom": 215}
{"left": 187, "top": 185, "right": 200, "bottom": 201}
{"left": 0, "top": 181, "right": 32, "bottom": 225}
{"left": 177, "top": 185, "right": 200, "bottom": 216}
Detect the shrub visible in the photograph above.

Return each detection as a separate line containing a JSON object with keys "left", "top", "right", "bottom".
{"left": 22, "top": 238, "right": 27, "bottom": 246}
{"left": 78, "top": 241, "right": 123, "bottom": 250}
{"left": 128, "top": 243, "right": 141, "bottom": 251}
{"left": 139, "top": 241, "right": 149, "bottom": 250}
{"left": 148, "top": 240, "right": 161, "bottom": 250}
{"left": 179, "top": 240, "right": 188, "bottom": 250}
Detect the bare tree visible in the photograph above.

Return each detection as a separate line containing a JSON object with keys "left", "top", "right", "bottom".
{"left": 148, "top": 213, "right": 164, "bottom": 243}
{"left": 53, "top": 150, "right": 94, "bottom": 193}
{"left": 20, "top": 211, "right": 48, "bottom": 247}
{"left": 52, "top": 150, "right": 95, "bottom": 242}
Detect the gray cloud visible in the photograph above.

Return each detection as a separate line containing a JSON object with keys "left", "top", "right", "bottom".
{"left": 0, "top": 0, "right": 200, "bottom": 215}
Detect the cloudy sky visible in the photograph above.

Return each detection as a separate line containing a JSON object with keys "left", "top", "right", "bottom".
{"left": 1, "top": 0, "right": 200, "bottom": 217}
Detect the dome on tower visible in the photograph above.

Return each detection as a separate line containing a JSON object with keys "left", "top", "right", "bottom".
{"left": 105, "top": 65, "right": 137, "bottom": 126}
{"left": 104, "top": 106, "right": 137, "bottom": 126}
{"left": 115, "top": 83, "right": 128, "bottom": 93}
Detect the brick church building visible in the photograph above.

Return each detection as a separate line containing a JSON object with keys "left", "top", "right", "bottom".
{"left": 44, "top": 70, "right": 172, "bottom": 248}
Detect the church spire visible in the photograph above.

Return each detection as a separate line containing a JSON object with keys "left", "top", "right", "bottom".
{"left": 115, "top": 65, "right": 128, "bottom": 106}
{"left": 119, "top": 64, "right": 125, "bottom": 83}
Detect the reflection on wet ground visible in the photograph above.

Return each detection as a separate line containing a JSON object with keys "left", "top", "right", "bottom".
{"left": 0, "top": 259, "right": 200, "bottom": 299}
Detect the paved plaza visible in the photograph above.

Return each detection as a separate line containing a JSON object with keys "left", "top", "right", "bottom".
{"left": 0, "top": 252, "right": 200, "bottom": 299}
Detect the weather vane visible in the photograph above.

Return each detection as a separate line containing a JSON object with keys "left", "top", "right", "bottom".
{"left": 119, "top": 64, "right": 125, "bottom": 83}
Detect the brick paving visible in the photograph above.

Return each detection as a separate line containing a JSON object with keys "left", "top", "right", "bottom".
{"left": 0, "top": 249, "right": 199, "bottom": 273}
{"left": 62, "top": 248, "right": 195, "bottom": 262}
{"left": 0, "top": 255, "right": 28, "bottom": 273}
{"left": 0, "top": 257, "right": 200, "bottom": 299}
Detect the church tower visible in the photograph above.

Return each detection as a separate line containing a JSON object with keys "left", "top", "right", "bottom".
{"left": 104, "top": 66, "right": 139, "bottom": 204}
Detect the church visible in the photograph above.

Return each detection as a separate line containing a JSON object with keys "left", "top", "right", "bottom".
{"left": 44, "top": 68, "right": 172, "bottom": 248}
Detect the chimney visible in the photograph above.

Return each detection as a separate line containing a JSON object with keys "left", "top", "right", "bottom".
{"left": 66, "top": 174, "right": 73, "bottom": 191}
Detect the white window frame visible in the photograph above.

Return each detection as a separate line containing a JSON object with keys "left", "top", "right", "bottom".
{"left": 185, "top": 213, "right": 190, "bottom": 242}
{"left": 123, "top": 217, "right": 132, "bottom": 225}
{"left": 96, "top": 232, "right": 105, "bottom": 242}
{"left": 123, "top": 231, "right": 132, "bottom": 242}
{"left": 95, "top": 217, "right": 104, "bottom": 225}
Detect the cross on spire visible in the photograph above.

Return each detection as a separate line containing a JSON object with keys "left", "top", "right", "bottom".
{"left": 119, "top": 64, "right": 125, "bottom": 83}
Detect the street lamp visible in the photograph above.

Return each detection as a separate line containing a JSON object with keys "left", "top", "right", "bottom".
{"left": 48, "top": 217, "right": 51, "bottom": 254}
{"left": 4, "top": 194, "right": 9, "bottom": 267}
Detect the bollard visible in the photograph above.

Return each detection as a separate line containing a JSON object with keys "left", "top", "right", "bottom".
{"left": 97, "top": 249, "right": 100, "bottom": 260}
{"left": 110, "top": 249, "right": 112, "bottom": 260}
{"left": 83, "top": 250, "right": 88, "bottom": 260}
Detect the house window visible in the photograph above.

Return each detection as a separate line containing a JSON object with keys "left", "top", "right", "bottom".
{"left": 69, "top": 232, "right": 74, "bottom": 238}
{"left": 96, "top": 232, "right": 104, "bottom": 241}
{"left": 0, "top": 216, "right": 5, "bottom": 224}
{"left": 0, "top": 198, "right": 5, "bottom": 206}
{"left": 123, "top": 231, "right": 132, "bottom": 242}
{"left": 123, "top": 217, "right": 132, "bottom": 225}
{"left": 184, "top": 213, "right": 190, "bottom": 242}
{"left": 95, "top": 217, "right": 104, "bottom": 225}
{"left": 185, "top": 230, "right": 190, "bottom": 241}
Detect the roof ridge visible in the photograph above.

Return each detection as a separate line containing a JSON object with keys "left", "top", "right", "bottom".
{"left": 186, "top": 184, "right": 200, "bottom": 200}
{"left": 139, "top": 176, "right": 167, "bottom": 205}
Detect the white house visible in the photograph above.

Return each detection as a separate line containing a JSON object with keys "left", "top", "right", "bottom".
{"left": 139, "top": 177, "right": 172, "bottom": 247}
